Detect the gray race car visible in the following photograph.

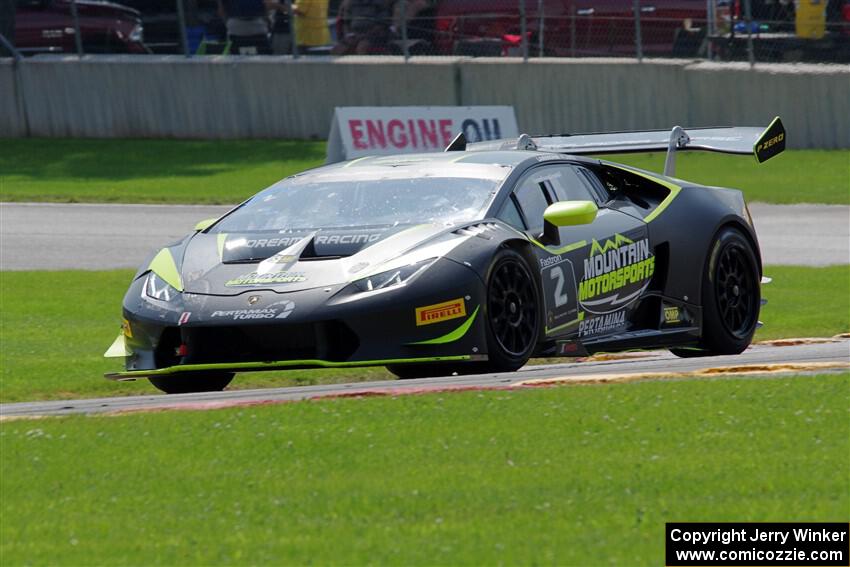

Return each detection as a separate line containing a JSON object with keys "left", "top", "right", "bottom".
{"left": 105, "top": 118, "right": 785, "bottom": 393}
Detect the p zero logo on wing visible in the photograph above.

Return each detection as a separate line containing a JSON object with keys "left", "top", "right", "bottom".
{"left": 415, "top": 299, "right": 466, "bottom": 326}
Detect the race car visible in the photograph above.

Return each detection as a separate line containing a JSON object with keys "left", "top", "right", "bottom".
{"left": 105, "top": 118, "right": 785, "bottom": 393}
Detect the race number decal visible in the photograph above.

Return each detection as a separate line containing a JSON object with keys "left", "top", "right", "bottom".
{"left": 540, "top": 256, "right": 579, "bottom": 334}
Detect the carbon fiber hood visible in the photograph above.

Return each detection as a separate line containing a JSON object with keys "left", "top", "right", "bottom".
{"left": 180, "top": 223, "right": 466, "bottom": 296}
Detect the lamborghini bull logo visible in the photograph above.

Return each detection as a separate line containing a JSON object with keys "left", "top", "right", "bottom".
{"left": 578, "top": 234, "right": 654, "bottom": 314}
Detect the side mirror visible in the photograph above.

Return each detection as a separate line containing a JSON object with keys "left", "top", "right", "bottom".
{"left": 193, "top": 218, "right": 217, "bottom": 232}
{"left": 542, "top": 201, "right": 598, "bottom": 244}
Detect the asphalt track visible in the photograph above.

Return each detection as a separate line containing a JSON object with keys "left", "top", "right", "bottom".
{"left": 1, "top": 339, "right": 847, "bottom": 418}
{"left": 1, "top": 202, "right": 849, "bottom": 270}
{"left": 0, "top": 202, "right": 847, "bottom": 418}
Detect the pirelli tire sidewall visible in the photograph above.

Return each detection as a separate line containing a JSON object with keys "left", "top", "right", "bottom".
{"left": 483, "top": 247, "right": 542, "bottom": 372}
{"left": 701, "top": 226, "right": 761, "bottom": 355}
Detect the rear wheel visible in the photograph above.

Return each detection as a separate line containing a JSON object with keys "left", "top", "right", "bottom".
{"left": 149, "top": 372, "right": 234, "bottom": 394}
{"left": 670, "top": 227, "right": 760, "bottom": 358}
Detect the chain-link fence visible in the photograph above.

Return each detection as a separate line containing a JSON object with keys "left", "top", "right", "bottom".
{"left": 2, "top": 0, "right": 849, "bottom": 64}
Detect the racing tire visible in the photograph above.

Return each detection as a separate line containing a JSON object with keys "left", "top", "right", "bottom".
{"left": 149, "top": 372, "right": 234, "bottom": 394}
{"left": 670, "top": 226, "right": 760, "bottom": 358}
{"left": 480, "top": 248, "right": 541, "bottom": 373}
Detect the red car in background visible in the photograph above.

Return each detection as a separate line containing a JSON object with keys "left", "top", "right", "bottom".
{"left": 434, "top": 0, "right": 709, "bottom": 56}
{"left": 14, "top": 0, "right": 147, "bottom": 55}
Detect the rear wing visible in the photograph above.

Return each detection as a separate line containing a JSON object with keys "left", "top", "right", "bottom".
{"left": 455, "top": 117, "right": 785, "bottom": 176}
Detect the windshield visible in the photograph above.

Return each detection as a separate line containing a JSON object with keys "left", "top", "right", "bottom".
{"left": 212, "top": 172, "right": 502, "bottom": 233}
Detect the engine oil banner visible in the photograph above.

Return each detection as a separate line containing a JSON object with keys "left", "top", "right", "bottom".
{"left": 326, "top": 106, "right": 518, "bottom": 163}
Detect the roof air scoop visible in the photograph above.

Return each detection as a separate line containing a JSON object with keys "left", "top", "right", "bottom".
{"left": 515, "top": 133, "right": 537, "bottom": 151}
{"left": 256, "top": 231, "right": 316, "bottom": 275}
{"left": 444, "top": 132, "right": 467, "bottom": 152}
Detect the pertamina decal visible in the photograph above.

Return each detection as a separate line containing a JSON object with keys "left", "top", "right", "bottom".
{"left": 579, "top": 310, "right": 626, "bottom": 338}
{"left": 415, "top": 298, "right": 466, "bottom": 326}
{"left": 579, "top": 233, "right": 655, "bottom": 314}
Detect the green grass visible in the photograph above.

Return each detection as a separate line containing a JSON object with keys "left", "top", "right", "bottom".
{"left": 0, "top": 266, "right": 847, "bottom": 403}
{"left": 1, "top": 374, "right": 847, "bottom": 565}
{"left": 757, "top": 265, "right": 850, "bottom": 340}
{"left": 604, "top": 150, "right": 850, "bottom": 204}
{"left": 0, "top": 139, "right": 326, "bottom": 205}
{"left": 0, "top": 139, "right": 847, "bottom": 204}
{"left": 0, "top": 270, "right": 393, "bottom": 403}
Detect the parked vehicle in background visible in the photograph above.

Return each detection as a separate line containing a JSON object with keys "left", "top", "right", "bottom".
{"left": 431, "top": 0, "right": 849, "bottom": 60}
{"left": 14, "top": 0, "right": 148, "bottom": 54}
{"left": 433, "top": 0, "right": 709, "bottom": 57}
{"left": 116, "top": 0, "right": 224, "bottom": 54}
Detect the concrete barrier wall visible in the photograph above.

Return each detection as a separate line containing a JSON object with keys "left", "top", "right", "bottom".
{"left": 2, "top": 55, "right": 848, "bottom": 148}
{"left": 0, "top": 61, "right": 27, "bottom": 137}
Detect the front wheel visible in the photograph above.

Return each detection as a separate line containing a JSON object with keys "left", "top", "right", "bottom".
{"left": 671, "top": 226, "right": 760, "bottom": 357}
{"left": 149, "top": 372, "right": 234, "bottom": 394}
{"left": 481, "top": 248, "right": 541, "bottom": 373}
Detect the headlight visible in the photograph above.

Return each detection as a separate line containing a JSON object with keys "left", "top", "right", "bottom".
{"left": 128, "top": 24, "right": 143, "bottom": 43}
{"left": 352, "top": 258, "right": 436, "bottom": 292}
{"left": 144, "top": 272, "right": 179, "bottom": 302}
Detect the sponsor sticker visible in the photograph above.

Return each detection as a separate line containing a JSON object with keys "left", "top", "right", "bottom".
{"left": 664, "top": 306, "right": 681, "bottom": 324}
{"left": 225, "top": 272, "right": 307, "bottom": 287}
{"left": 233, "top": 234, "right": 383, "bottom": 249}
{"left": 579, "top": 233, "right": 655, "bottom": 314}
{"left": 211, "top": 300, "right": 296, "bottom": 320}
{"left": 756, "top": 132, "right": 784, "bottom": 153}
{"left": 178, "top": 312, "right": 191, "bottom": 325}
{"left": 415, "top": 298, "right": 466, "bottom": 326}
{"left": 578, "top": 310, "right": 626, "bottom": 338}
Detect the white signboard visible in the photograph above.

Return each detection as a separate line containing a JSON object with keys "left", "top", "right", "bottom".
{"left": 326, "top": 106, "right": 519, "bottom": 163}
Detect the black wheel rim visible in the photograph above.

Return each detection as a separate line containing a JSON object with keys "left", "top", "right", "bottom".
{"left": 488, "top": 258, "right": 537, "bottom": 356}
{"left": 714, "top": 243, "right": 757, "bottom": 338}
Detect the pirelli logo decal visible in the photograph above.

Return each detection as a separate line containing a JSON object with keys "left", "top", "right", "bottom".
{"left": 415, "top": 298, "right": 466, "bottom": 326}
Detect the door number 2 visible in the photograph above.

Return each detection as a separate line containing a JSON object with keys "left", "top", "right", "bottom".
{"left": 550, "top": 267, "right": 568, "bottom": 307}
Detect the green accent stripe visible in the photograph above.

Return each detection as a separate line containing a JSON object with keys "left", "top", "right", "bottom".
{"left": 148, "top": 248, "right": 183, "bottom": 291}
{"left": 343, "top": 156, "right": 371, "bottom": 168}
{"left": 609, "top": 164, "right": 682, "bottom": 224}
{"left": 545, "top": 311, "right": 585, "bottom": 335}
{"left": 530, "top": 238, "right": 588, "bottom": 255}
{"left": 105, "top": 355, "right": 473, "bottom": 380}
{"left": 217, "top": 233, "right": 227, "bottom": 261}
{"left": 103, "top": 333, "right": 129, "bottom": 357}
{"left": 408, "top": 306, "right": 480, "bottom": 345}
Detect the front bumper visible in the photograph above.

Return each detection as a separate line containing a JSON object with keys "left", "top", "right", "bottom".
{"left": 108, "top": 259, "right": 489, "bottom": 378}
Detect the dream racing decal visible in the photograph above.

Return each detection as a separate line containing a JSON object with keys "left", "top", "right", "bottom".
{"left": 579, "top": 233, "right": 654, "bottom": 314}
{"left": 225, "top": 272, "right": 307, "bottom": 287}
{"left": 415, "top": 298, "right": 466, "bottom": 326}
